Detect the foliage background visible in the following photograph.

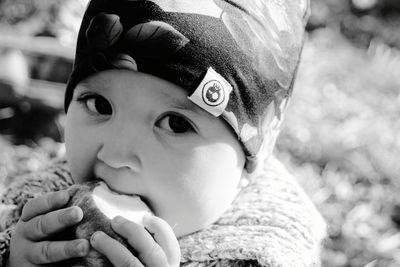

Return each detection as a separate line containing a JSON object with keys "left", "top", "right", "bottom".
{"left": 1, "top": 0, "right": 400, "bottom": 266}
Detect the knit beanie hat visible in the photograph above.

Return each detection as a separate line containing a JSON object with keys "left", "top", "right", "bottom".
{"left": 64, "top": 0, "right": 310, "bottom": 173}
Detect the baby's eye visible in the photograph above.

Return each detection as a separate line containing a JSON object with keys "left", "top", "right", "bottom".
{"left": 78, "top": 94, "right": 112, "bottom": 115}
{"left": 157, "top": 113, "right": 195, "bottom": 134}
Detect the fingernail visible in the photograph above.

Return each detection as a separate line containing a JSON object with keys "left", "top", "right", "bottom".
{"left": 90, "top": 231, "right": 103, "bottom": 244}
{"left": 59, "top": 190, "right": 69, "bottom": 202}
{"left": 69, "top": 207, "right": 82, "bottom": 221}
{"left": 60, "top": 190, "right": 67, "bottom": 197}
{"left": 112, "top": 216, "right": 126, "bottom": 225}
{"left": 77, "top": 241, "right": 89, "bottom": 256}
{"left": 143, "top": 214, "right": 153, "bottom": 225}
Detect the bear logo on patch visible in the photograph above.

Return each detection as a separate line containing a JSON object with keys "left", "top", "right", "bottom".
{"left": 202, "top": 80, "right": 225, "bottom": 106}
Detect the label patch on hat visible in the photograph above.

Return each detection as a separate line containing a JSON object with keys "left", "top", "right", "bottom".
{"left": 188, "top": 67, "right": 232, "bottom": 117}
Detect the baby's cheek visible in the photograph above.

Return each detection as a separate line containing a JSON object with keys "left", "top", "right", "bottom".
{"left": 149, "top": 147, "right": 243, "bottom": 236}
{"left": 160, "top": 182, "right": 230, "bottom": 237}
{"left": 66, "top": 144, "right": 94, "bottom": 184}
{"left": 65, "top": 131, "right": 99, "bottom": 183}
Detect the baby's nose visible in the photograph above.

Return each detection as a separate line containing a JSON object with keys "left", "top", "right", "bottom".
{"left": 97, "top": 147, "right": 142, "bottom": 172}
{"left": 97, "top": 130, "right": 142, "bottom": 172}
{"left": 97, "top": 144, "right": 142, "bottom": 171}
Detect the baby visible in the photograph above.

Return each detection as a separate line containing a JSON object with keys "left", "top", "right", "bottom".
{"left": 0, "top": 0, "right": 325, "bottom": 266}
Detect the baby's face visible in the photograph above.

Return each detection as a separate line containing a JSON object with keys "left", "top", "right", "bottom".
{"left": 65, "top": 70, "right": 245, "bottom": 237}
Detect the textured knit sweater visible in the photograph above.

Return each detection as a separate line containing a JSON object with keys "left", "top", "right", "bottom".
{"left": 0, "top": 156, "right": 325, "bottom": 267}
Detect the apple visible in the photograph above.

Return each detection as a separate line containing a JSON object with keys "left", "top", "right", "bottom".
{"left": 57, "top": 181, "right": 152, "bottom": 267}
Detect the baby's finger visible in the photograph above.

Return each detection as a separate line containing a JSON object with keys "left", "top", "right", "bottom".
{"left": 24, "top": 206, "right": 83, "bottom": 241}
{"left": 143, "top": 215, "right": 181, "bottom": 266}
{"left": 90, "top": 231, "right": 145, "bottom": 267}
{"left": 112, "top": 216, "right": 170, "bottom": 266}
{"left": 21, "top": 190, "right": 69, "bottom": 222}
{"left": 28, "top": 239, "right": 89, "bottom": 264}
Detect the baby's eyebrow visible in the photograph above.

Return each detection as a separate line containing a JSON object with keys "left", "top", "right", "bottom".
{"left": 169, "top": 99, "right": 193, "bottom": 110}
{"left": 166, "top": 97, "right": 205, "bottom": 117}
{"left": 75, "top": 80, "right": 104, "bottom": 93}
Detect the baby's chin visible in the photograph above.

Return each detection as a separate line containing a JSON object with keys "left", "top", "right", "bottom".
{"left": 167, "top": 201, "right": 234, "bottom": 238}
{"left": 173, "top": 218, "right": 219, "bottom": 238}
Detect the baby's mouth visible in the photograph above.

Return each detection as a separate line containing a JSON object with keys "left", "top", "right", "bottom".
{"left": 91, "top": 181, "right": 153, "bottom": 225}
{"left": 93, "top": 178, "right": 154, "bottom": 214}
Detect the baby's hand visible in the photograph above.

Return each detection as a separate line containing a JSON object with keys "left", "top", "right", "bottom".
{"left": 90, "top": 215, "right": 181, "bottom": 267}
{"left": 6, "top": 190, "right": 90, "bottom": 267}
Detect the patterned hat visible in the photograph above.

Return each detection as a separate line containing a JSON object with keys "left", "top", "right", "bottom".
{"left": 64, "top": 0, "right": 310, "bottom": 172}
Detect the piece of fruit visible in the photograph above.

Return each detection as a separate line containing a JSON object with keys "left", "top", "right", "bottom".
{"left": 57, "top": 181, "right": 152, "bottom": 267}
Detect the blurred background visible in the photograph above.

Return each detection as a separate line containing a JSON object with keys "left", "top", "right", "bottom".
{"left": 0, "top": 0, "right": 399, "bottom": 266}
